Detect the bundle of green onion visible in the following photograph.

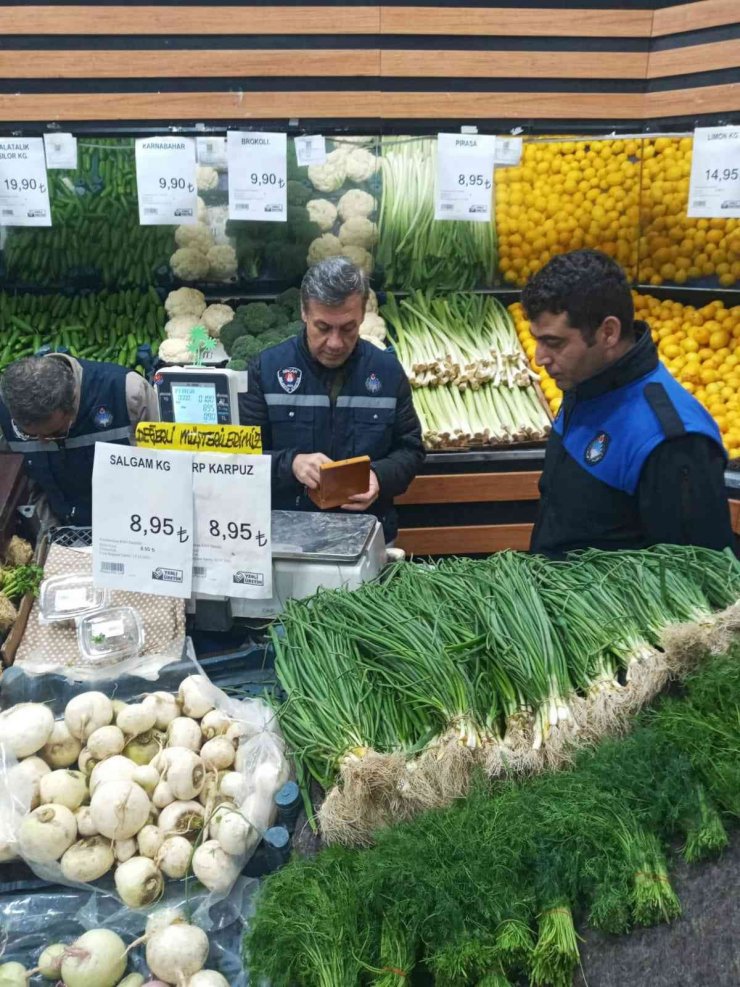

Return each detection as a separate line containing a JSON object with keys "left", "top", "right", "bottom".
{"left": 271, "top": 545, "right": 740, "bottom": 845}
{"left": 377, "top": 137, "right": 496, "bottom": 290}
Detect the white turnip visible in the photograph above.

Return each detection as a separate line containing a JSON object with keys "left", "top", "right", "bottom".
{"left": 155, "top": 835, "right": 192, "bottom": 879}
{"left": 137, "top": 824, "right": 164, "bottom": 859}
{"left": 157, "top": 800, "right": 205, "bottom": 838}
{"left": 0, "top": 962, "right": 27, "bottom": 986}
{"left": 90, "top": 780, "right": 150, "bottom": 840}
{"left": 218, "top": 771, "right": 248, "bottom": 804}
{"left": 0, "top": 702, "right": 54, "bottom": 758}
{"left": 178, "top": 676, "right": 214, "bottom": 720}
{"left": 59, "top": 928, "right": 126, "bottom": 987}
{"left": 199, "top": 737, "right": 234, "bottom": 771}
{"left": 75, "top": 806, "right": 98, "bottom": 837}
{"left": 64, "top": 693, "right": 113, "bottom": 742}
{"left": 40, "top": 720, "right": 82, "bottom": 768}
{"left": 123, "top": 732, "right": 161, "bottom": 766}
{"left": 38, "top": 942, "right": 65, "bottom": 978}
{"left": 60, "top": 835, "right": 114, "bottom": 882}
{"left": 114, "top": 855, "right": 165, "bottom": 908}
{"left": 152, "top": 780, "right": 175, "bottom": 810}
{"left": 146, "top": 923, "right": 208, "bottom": 983}
{"left": 132, "top": 764, "right": 160, "bottom": 796}
{"left": 9, "top": 755, "right": 50, "bottom": 810}
{"left": 116, "top": 703, "right": 157, "bottom": 738}
{"left": 200, "top": 709, "right": 230, "bottom": 740}
{"left": 166, "top": 717, "right": 202, "bottom": 752}
{"left": 114, "top": 837, "right": 137, "bottom": 863}
{"left": 89, "top": 755, "right": 137, "bottom": 794}
{"left": 143, "top": 692, "right": 180, "bottom": 731}
{"left": 18, "top": 803, "right": 76, "bottom": 862}
{"left": 39, "top": 769, "right": 87, "bottom": 811}
{"left": 191, "top": 840, "right": 241, "bottom": 893}
{"left": 163, "top": 748, "right": 204, "bottom": 800}
{"left": 86, "top": 725, "right": 125, "bottom": 760}
{"left": 217, "top": 811, "right": 257, "bottom": 857}
{"left": 187, "top": 973, "right": 229, "bottom": 987}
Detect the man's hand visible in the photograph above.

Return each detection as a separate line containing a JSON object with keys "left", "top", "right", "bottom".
{"left": 292, "top": 452, "right": 332, "bottom": 490}
{"left": 341, "top": 471, "right": 380, "bottom": 512}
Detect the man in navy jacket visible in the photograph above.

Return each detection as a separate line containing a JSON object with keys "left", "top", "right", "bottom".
{"left": 523, "top": 249, "right": 734, "bottom": 556}
{"left": 239, "top": 257, "right": 425, "bottom": 540}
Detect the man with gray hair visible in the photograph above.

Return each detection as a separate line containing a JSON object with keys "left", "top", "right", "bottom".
{"left": 0, "top": 352, "right": 158, "bottom": 526}
{"left": 239, "top": 257, "right": 424, "bottom": 540}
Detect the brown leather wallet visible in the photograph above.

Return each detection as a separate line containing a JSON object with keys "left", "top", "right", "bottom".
{"left": 308, "top": 455, "right": 371, "bottom": 510}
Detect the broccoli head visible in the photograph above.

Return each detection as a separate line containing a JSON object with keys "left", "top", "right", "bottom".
{"left": 220, "top": 317, "right": 249, "bottom": 355}
{"left": 264, "top": 241, "right": 309, "bottom": 285}
{"left": 287, "top": 180, "right": 312, "bottom": 207}
{"left": 283, "top": 319, "right": 304, "bottom": 339}
{"left": 258, "top": 330, "right": 285, "bottom": 349}
{"left": 236, "top": 301, "right": 277, "bottom": 336}
{"left": 227, "top": 358, "right": 248, "bottom": 371}
{"left": 230, "top": 334, "right": 265, "bottom": 362}
{"left": 276, "top": 287, "right": 302, "bottom": 320}
{"left": 288, "top": 205, "right": 321, "bottom": 245}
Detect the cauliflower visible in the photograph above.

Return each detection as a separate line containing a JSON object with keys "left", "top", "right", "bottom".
{"left": 339, "top": 217, "right": 378, "bottom": 249}
{"left": 205, "top": 204, "right": 231, "bottom": 245}
{"left": 207, "top": 243, "right": 238, "bottom": 280}
{"left": 165, "top": 314, "right": 203, "bottom": 340}
{"left": 337, "top": 188, "right": 376, "bottom": 221}
{"left": 308, "top": 149, "right": 347, "bottom": 193}
{"left": 196, "top": 196, "right": 207, "bottom": 222}
{"left": 159, "top": 337, "right": 192, "bottom": 364}
{"left": 307, "top": 198, "right": 338, "bottom": 232}
{"left": 174, "top": 223, "right": 215, "bottom": 253}
{"left": 366, "top": 288, "right": 378, "bottom": 314}
{"left": 345, "top": 148, "right": 378, "bottom": 184}
{"left": 196, "top": 165, "right": 219, "bottom": 191}
{"left": 170, "top": 247, "right": 210, "bottom": 281}
{"left": 341, "top": 245, "right": 373, "bottom": 274}
{"left": 360, "top": 312, "right": 387, "bottom": 341}
{"left": 165, "top": 287, "right": 206, "bottom": 319}
{"left": 307, "top": 233, "right": 343, "bottom": 265}
{"left": 361, "top": 333, "right": 386, "bottom": 351}
{"left": 201, "top": 303, "right": 235, "bottom": 339}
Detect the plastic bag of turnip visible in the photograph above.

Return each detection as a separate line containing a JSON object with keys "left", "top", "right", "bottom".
{"left": 0, "top": 644, "right": 290, "bottom": 912}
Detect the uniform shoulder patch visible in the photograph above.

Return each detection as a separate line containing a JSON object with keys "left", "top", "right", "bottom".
{"left": 277, "top": 367, "right": 302, "bottom": 394}
{"left": 584, "top": 431, "right": 610, "bottom": 466}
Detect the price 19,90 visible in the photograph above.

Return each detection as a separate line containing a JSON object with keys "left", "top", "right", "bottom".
{"left": 158, "top": 177, "right": 195, "bottom": 192}
{"left": 130, "top": 514, "right": 190, "bottom": 542}
{"left": 457, "top": 173, "right": 491, "bottom": 190}
{"left": 250, "top": 172, "right": 286, "bottom": 189}
{"left": 3, "top": 178, "right": 46, "bottom": 193}
{"left": 704, "top": 167, "right": 739, "bottom": 182}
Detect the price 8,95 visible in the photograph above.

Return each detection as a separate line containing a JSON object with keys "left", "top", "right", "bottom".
{"left": 129, "top": 514, "right": 190, "bottom": 543}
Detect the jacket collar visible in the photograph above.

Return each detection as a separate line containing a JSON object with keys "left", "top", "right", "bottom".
{"left": 572, "top": 321, "right": 657, "bottom": 401}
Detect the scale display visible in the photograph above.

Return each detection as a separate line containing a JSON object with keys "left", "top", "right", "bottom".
{"left": 171, "top": 381, "right": 218, "bottom": 425}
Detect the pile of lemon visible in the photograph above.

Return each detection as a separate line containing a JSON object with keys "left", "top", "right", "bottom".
{"left": 510, "top": 294, "right": 740, "bottom": 460}
{"left": 495, "top": 136, "right": 738, "bottom": 290}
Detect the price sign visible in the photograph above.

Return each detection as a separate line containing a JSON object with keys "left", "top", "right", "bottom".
{"left": 134, "top": 136, "right": 198, "bottom": 226}
{"left": 92, "top": 443, "right": 194, "bottom": 599}
{"left": 196, "top": 136, "right": 227, "bottom": 169}
{"left": 0, "top": 138, "right": 51, "bottom": 227}
{"left": 227, "top": 131, "right": 287, "bottom": 222}
{"left": 495, "top": 136, "right": 523, "bottom": 167}
{"left": 435, "top": 133, "right": 496, "bottom": 223}
{"left": 688, "top": 126, "right": 740, "bottom": 218}
{"left": 44, "top": 133, "right": 78, "bottom": 170}
{"left": 192, "top": 454, "right": 272, "bottom": 599}
{"left": 295, "top": 134, "right": 327, "bottom": 167}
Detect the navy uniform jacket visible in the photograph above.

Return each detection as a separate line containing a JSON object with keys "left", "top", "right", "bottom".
{"left": 531, "top": 323, "right": 734, "bottom": 556}
{"left": 239, "top": 332, "right": 425, "bottom": 539}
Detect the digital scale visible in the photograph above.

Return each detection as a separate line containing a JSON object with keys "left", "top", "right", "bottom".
{"left": 153, "top": 366, "right": 386, "bottom": 620}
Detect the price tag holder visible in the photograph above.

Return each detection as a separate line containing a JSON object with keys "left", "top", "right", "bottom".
{"left": 295, "top": 135, "right": 327, "bottom": 167}
{"left": 192, "top": 454, "right": 272, "bottom": 599}
{"left": 92, "top": 443, "right": 194, "bottom": 599}
{"left": 0, "top": 138, "right": 51, "bottom": 227}
{"left": 44, "top": 133, "right": 78, "bottom": 170}
{"left": 227, "top": 131, "right": 287, "bottom": 222}
{"left": 435, "top": 133, "right": 496, "bottom": 223}
{"left": 495, "top": 136, "right": 523, "bottom": 167}
{"left": 134, "top": 136, "right": 198, "bottom": 226}
{"left": 196, "top": 136, "right": 227, "bottom": 169}
{"left": 688, "top": 126, "right": 740, "bottom": 218}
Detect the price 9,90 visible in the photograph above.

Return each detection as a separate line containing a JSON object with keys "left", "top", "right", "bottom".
{"left": 249, "top": 173, "right": 286, "bottom": 189}
{"left": 158, "top": 177, "right": 194, "bottom": 192}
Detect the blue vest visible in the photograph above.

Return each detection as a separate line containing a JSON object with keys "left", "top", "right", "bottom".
{"left": 0, "top": 359, "right": 132, "bottom": 525}
{"left": 551, "top": 362, "right": 723, "bottom": 496}
{"left": 259, "top": 335, "right": 405, "bottom": 517}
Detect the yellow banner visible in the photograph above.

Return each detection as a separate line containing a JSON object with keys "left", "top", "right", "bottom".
{"left": 135, "top": 421, "right": 262, "bottom": 454}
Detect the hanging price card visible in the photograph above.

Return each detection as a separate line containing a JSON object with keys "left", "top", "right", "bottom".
{"left": 687, "top": 126, "right": 740, "bottom": 218}
{"left": 227, "top": 131, "right": 287, "bottom": 222}
{"left": 435, "top": 133, "right": 496, "bottom": 223}
{"left": 495, "top": 136, "right": 523, "bottom": 167}
{"left": 192, "top": 454, "right": 272, "bottom": 599}
{"left": 0, "top": 138, "right": 51, "bottom": 227}
{"left": 43, "top": 133, "right": 78, "bottom": 170}
{"left": 295, "top": 134, "right": 327, "bottom": 167}
{"left": 135, "top": 136, "right": 198, "bottom": 226}
{"left": 196, "top": 136, "right": 227, "bottom": 169}
{"left": 92, "top": 443, "right": 194, "bottom": 598}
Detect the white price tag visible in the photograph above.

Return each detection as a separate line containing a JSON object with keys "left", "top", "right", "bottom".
{"left": 44, "top": 133, "right": 78, "bottom": 170}
{"left": 435, "top": 133, "right": 496, "bottom": 223}
{"left": 92, "top": 443, "right": 194, "bottom": 599}
{"left": 227, "top": 131, "right": 287, "bottom": 222}
{"left": 192, "top": 454, "right": 272, "bottom": 599}
{"left": 495, "top": 136, "right": 523, "bottom": 167}
{"left": 688, "top": 126, "right": 740, "bottom": 218}
{"left": 0, "top": 138, "right": 51, "bottom": 227}
{"left": 135, "top": 136, "right": 198, "bottom": 226}
{"left": 55, "top": 587, "right": 90, "bottom": 612}
{"left": 295, "top": 135, "right": 327, "bottom": 167}
{"left": 196, "top": 136, "right": 227, "bottom": 169}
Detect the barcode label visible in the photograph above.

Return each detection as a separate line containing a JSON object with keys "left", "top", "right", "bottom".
{"left": 1, "top": 209, "right": 12, "bottom": 216}
{"left": 693, "top": 200, "right": 706, "bottom": 208}
{"left": 100, "top": 561, "right": 124, "bottom": 574}
{"left": 235, "top": 203, "right": 250, "bottom": 211}
{"left": 193, "top": 566, "right": 207, "bottom": 576}
{"left": 441, "top": 203, "right": 454, "bottom": 211}
{"left": 143, "top": 207, "right": 157, "bottom": 215}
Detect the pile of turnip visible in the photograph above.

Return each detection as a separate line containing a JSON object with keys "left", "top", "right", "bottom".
{"left": 0, "top": 675, "right": 289, "bottom": 904}
{"left": 0, "top": 909, "right": 230, "bottom": 986}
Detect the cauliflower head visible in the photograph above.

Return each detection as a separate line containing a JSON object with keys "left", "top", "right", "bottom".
{"left": 339, "top": 217, "right": 378, "bottom": 249}
{"left": 337, "top": 188, "right": 376, "bottom": 221}
{"left": 307, "top": 233, "right": 343, "bottom": 265}
{"left": 341, "top": 245, "right": 373, "bottom": 274}
{"left": 207, "top": 244, "right": 238, "bottom": 280}
{"left": 361, "top": 333, "right": 386, "bottom": 351}
{"left": 308, "top": 149, "right": 347, "bottom": 193}
{"left": 366, "top": 288, "right": 379, "bottom": 314}
{"left": 174, "top": 223, "right": 215, "bottom": 253}
{"left": 165, "top": 314, "right": 203, "bottom": 340}
{"left": 170, "top": 247, "right": 210, "bottom": 281}
{"left": 159, "top": 337, "right": 192, "bottom": 364}
{"left": 306, "top": 198, "right": 338, "bottom": 233}
{"left": 196, "top": 165, "right": 219, "bottom": 191}
{"left": 360, "top": 312, "right": 387, "bottom": 341}
{"left": 344, "top": 148, "right": 378, "bottom": 184}
{"left": 201, "top": 303, "right": 235, "bottom": 339}
{"left": 196, "top": 196, "right": 207, "bottom": 222}
{"left": 165, "top": 287, "right": 206, "bottom": 319}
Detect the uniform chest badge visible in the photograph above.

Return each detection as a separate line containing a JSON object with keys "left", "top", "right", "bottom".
{"left": 365, "top": 372, "right": 382, "bottom": 395}
{"left": 94, "top": 406, "right": 113, "bottom": 429}
{"left": 584, "top": 431, "right": 610, "bottom": 466}
{"left": 277, "top": 367, "right": 302, "bottom": 394}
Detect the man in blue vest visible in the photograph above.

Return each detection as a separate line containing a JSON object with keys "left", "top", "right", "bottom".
{"left": 523, "top": 249, "right": 734, "bottom": 556}
{"left": 0, "top": 353, "right": 158, "bottom": 526}
{"left": 239, "top": 257, "right": 425, "bottom": 540}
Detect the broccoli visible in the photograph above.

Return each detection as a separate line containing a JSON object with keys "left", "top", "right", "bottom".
{"left": 236, "top": 302, "right": 277, "bottom": 337}
{"left": 283, "top": 319, "right": 304, "bottom": 339}
{"left": 264, "top": 241, "right": 309, "bottom": 284}
{"left": 220, "top": 317, "right": 249, "bottom": 355}
{"left": 227, "top": 358, "right": 248, "bottom": 371}
{"left": 276, "top": 287, "right": 302, "bottom": 320}
{"left": 230, "top": 335, "right": 265, "bottom": 362}
{"left": 258, "top": 330, "right": 284, "bottom": 349}
{"left": 271, "top": 305, "right": 291, "bottom": 329}
{"left": 287, "top": 180, "right": 312, "bottom": 207}
{"left": 287, "top": 205, "right": 321, "bottom": 245}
